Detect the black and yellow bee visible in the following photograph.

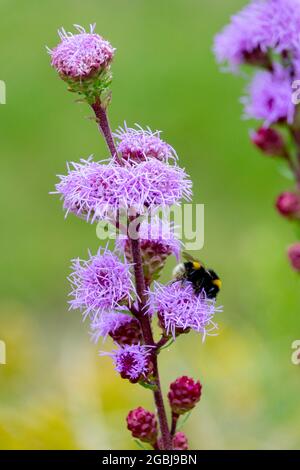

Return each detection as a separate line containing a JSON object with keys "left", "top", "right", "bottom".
{"left": 173, "top": 252, "right": 222, "bottom": 299}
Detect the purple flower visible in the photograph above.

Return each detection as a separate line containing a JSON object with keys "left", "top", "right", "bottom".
{"left": 242, "top": 64, "right": 294, "bottom": 125}
{"left": 103, "top": 344, "right": 152, "bottom": 382}
{"left": 54, "top": 157, "right": 129, "bottom": 223}
{"left": 68, "top": 247, "right": 135, "bottom": 319}
{"left": 90, "top": 311, "right": 142, "bottom": 345}
{"left": 49, "top": 24, "right": 115, "bottom": 79}
{"left": 147, "top": 281, "right": 222, "bottom": 340}
{"left": 214, "top": 0, "right": 300, "bottom": 70}
{"left": 114, "top": 124, "right": 177, "bottom": 163}
{"left": 54, "top": 157, "right": 192, "bottom": 221}
{"left": 126, "top": 159, "right": 192, "bottom": 212}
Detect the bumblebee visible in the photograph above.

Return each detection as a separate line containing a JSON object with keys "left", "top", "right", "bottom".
{"left": 173, "top": 252, "right": 222, "bottom": 299}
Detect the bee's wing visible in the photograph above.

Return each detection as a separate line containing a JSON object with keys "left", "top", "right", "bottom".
{"left": 182, "top": 251, "right": 196, "bottom": 262}
{"left": 182, "top": 251, "right": 204, "bottom": 266}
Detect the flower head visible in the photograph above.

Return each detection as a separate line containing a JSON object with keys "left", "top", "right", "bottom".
{"left": 214, "top": 0, "right": 270, "bottom": 70}
{"left": 126, "top": 407, "right": 158, "bottom": 444}
{"left": 90, "top": 312, "right": 142, "bottom": 346}
{"left": 49, "top": 24, "right": 115, "bottom": 79}
{"left": 54, "top": 157, "right": 128, "bottom": 223}
{"left": 168, "top": 376, "right": 202, "bottom": 415}
{"left": 105, "top": 344, "right": 151, "bottom": 382}
{"left": 126, "top": 159, "right": 192, "bottom": 212}
{"left": 69, "top": 247, "right": 135, "bottom": 318}
{"left": 148, "top": 281, "right": 221, "bottom": 340}
{"left": 114, "top": 124, "right": 177, "bottom": 163}
{"left": 242, "top": 65, "right": 294, "bottom": 125}
{"left": 287, "top": 243, "right": 300, "bottom": 271}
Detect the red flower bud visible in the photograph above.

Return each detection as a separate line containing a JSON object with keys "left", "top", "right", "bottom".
{"left": 126, "top": 407, "right": 158, "bottom": 444}
{"left": 276, "top": 192, "right": 300, "bottom": 218}
{"left": 168, "top": 376, "right": 202, "bottom": 415}
{"left": 173, "top": 432, "right": 189, "bottom": 450}
{"left": 251, "top": 127, "right": 286, "bottom": 157}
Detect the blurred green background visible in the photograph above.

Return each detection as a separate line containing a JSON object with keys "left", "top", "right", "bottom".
{"left": 1, "top": 0, "right": 300, "bottom": 450}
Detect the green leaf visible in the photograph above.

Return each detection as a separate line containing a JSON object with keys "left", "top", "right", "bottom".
{"left": 277, "top": 163, "right": 295, "bottom": 181}
{"left": 177, "top": 411, "right": 192, "bottom": 431}
{"left": 159, "top": 338, "right": 175, "bottom": 351}
{"left": 139, "top": 380, "right": 158, "bottom": 391}
{"left": 134, "top": 439, "right": 147, "bottom": 450}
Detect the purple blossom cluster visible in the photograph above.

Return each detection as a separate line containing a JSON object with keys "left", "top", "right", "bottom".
{"left": 55, "top": 156, "right": 191, "bottom": 222}
{"left": 50, "top": 23, "right": 222, "bottom": 450}
{"left": 148, "top": 281, "right": 221, "bottom": 340}
{"left": 214, "top": 0, "right": 300, "bottom": 272}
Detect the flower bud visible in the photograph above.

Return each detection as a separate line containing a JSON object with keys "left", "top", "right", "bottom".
{"left": 251, "top": 127, "right": 286, "bottom": 157}
{"left": 287, "top": 243, "right": 300, "bottom": 272}
{"left": 276, "top": 192, "right": 300, "bottom": 218}
{"left": 173, "top": 432, "right": 189, "bottom": 450}
{"left": 126, "top": 407, "right": 158, "bottom": 444}
{"left": 168, "top": 376, "right": 202, "bottom": 415}
{"left": 109, "top": 317, "right": 142, "bottom": 346}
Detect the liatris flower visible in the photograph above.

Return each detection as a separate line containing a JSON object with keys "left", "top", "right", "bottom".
{"left": 243, "top": 65, "right": 295, "bottom": 126}
{"left": 114, "top": 124, "right": 177, "bottom": 163}
{"left": 276, "top": 192, "right": 300, "bottom": 218}
{"left": 54, "top": 157, "right": 191, "bottom": 221}
{"left": 148, "top": 281, "right": 221, "bottom": 340}
{"left": 116, "top": 217, "right": 182, "bottom": 283}
{"left": 54, "top": 158, "right": 129, "bottom": 223}
{"left": 251, "top": 127, "right": 287, "bottom": 158}
{"left": 126, "top": 407, "right": 158, "bottom": 444}
{"left": 127, "top": 160, "right": 192, "bottom": 213}
{"left": 287, "top": 243, "right": 300, "bottom": 271}
{"left": 168, "top": 376, "right": 202, "bottom": 415}
{"left": 68, "top": 247, "right": 135, "bottom": 318}
{"left": 49, "top": 24, "right": 115, "bottom": 80}
{"left": 90, "top": 312, "right": 142, "bottom": 346}
{"left": 105, "top": 344, "right": 152, "bottom": 383}
{"left": 214, "top": 0, "right": 300, "bottom": 70}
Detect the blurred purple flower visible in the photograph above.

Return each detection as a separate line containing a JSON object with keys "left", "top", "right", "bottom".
{"left": 49, "top": 24, "right": 115, "bottom": 79}
{"left": 114, "top": 124, "right": 177, "bottom": 163}
{"left": 147, "top": 281, "right": 222, "bottom": 340}
{"left": 242, "top": 64, "right": 294, "bottom": 125}
{"left": 103, "top": 344, "right": 152, "bottom": 382}
{"left": 214, "top": 0, "right": 300, "bottom": 70}
{"left": 69, "top": 247, "right": 135, "bottom": 319}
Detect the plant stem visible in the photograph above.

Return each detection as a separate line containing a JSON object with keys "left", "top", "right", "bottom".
{"left": 91, "top": 102, "right": 172, "bottom": 450}
{"left": 91, "top": 97, "right": 118, "bottom": 158}
{"left": 171, "top": 412, "right": 179, "bottom": 437}
{"left": 129, "top": 234, "right": 173, "bottom": 450}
